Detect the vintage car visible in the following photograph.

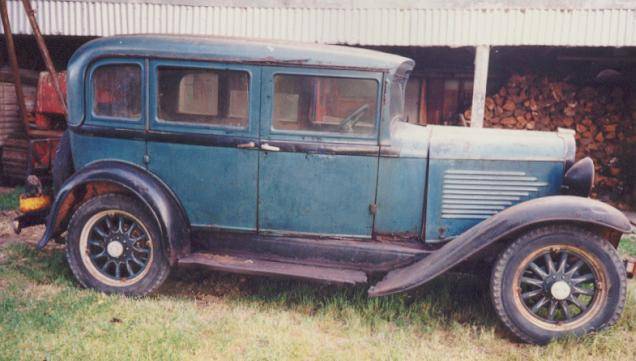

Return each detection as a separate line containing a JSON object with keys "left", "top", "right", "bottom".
{"left": 16, "top": 35, "right": 632, "bottom": 344}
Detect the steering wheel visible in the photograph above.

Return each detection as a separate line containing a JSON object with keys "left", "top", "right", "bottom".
{"left": 338, "top": 104, "right": 370, "bottom": 132}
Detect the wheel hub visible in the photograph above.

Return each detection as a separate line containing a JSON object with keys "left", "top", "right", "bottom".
{"left": 107, "top": 240, "right": 124, "bottom": 258}
{"left": 550, "top": 280, "right": 571, "bottom": 300}
{"left": 518, "top": 249, "right": 599, "bottom": 323}
{"left": 82, "top": 210, "right": 153, "bottom": 285}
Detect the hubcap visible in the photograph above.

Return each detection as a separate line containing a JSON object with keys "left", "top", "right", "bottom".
{"left": 518, "top": 248, "right": 599, "bottom": 324}
{"left": 107, "top": 241, "right": 124, "bottom": 258}
{"left": 550, "top": 281, "right": 571, "bottom": 300}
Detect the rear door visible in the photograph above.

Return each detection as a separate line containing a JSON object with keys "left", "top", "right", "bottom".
{"left": 258, "top": 67, "right": 382, "bottom": 238}
{"left": 146, "top": 60, "right": 261, "bottom": 231}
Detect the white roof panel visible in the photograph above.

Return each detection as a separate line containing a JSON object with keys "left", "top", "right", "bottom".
{"left": 2, "top": 0, "right": 635, "bottom": 46}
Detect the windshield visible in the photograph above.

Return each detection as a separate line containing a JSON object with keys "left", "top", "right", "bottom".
{"left": 389, "top": 76, "right": 407, "bottom": 123}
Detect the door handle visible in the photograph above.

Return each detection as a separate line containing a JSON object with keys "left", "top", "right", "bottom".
{"left": 236, "top": 141, "right": 256, "bottom": 149}
{"left": 260, "top": 143, "right": 280, "bottom": 152}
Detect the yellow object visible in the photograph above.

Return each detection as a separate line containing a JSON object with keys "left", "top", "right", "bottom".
{"left": 19, "top": 194, "right": 51, "bottom": 213}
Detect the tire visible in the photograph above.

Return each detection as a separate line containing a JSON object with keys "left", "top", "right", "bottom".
{"left": 66, "top": 194, "right": 170, "bottom": 296}
{"left": 52, "top": 131, "right": 73, "bottom": 195}
{"left": 491, "top": 224, "right": 627, "bottom": 344}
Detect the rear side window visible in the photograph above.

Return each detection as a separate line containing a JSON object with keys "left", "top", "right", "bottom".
{"left": 157, "top": 67, "right": 249, "bottom": 128}
{"left": 272, "top": 74, "right": 378, "bottom": 135}
{"left": 92, "top": 64, "right": 141, "bottom": 119}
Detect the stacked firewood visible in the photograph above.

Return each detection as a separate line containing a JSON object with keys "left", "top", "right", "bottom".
{"left": 463, "top": 74, "right": 635, "bottom": 209}
{"left": 1, "top": 82, "right": 36, "bottom": 182}
{"left": 0, "top": 81, "right": 36, "bottom": 144}
{"left": 0, "top": 68, "right": 38, "bottom": 182}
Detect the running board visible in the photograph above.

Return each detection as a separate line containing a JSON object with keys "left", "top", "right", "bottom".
{"left": 178, "top": 252, "right": 368, "bottom": 285}
{"left": 192, "top": 227, "right": 430, "bottom": 273}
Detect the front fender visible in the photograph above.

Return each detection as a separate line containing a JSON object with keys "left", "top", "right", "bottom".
{"left": 368, "top": 196, "right": 631, "bottom": 297}
{"left": 37, "top": 161, "right": 190, "bottom": 264}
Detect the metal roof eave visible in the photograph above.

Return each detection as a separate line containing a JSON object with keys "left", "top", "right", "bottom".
{"left": 2, "top": 0, "right": 635, "bottom": 47}
{"left": 31, "top": 0, "right": 636, "bottom": 11}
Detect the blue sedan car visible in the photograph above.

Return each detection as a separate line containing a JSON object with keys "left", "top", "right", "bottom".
{"left": 21, "top": 35, "right": 631, "bottom": 344}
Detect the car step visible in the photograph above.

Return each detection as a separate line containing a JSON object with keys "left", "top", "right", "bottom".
{"left": 178, "top": 252, "right": 368, "bottom": 285}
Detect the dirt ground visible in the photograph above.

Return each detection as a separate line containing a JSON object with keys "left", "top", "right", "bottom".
{"left": 0, "top": 210, "right": 44, "bottom": 246}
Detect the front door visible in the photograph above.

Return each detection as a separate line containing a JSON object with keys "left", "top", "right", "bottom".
{"left": 147, "top": 60, "right": 261, "bottom": 231}
{"left": 258, "top": 67, "right": 382, "bottom": 238}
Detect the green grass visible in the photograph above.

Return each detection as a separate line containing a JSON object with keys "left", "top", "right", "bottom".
{"left": 620, "top": 234, "right": 636, "bottom": 258}
{"left": 0, "top": 243, "right": 635, "bottom": 361}
{"left": 0, "top": 185, "right": 634, "bottom": 359}
{"left": 0, "top": 186, "right": 22, "bottom": 211}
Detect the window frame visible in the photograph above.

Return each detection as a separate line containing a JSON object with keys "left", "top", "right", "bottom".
{"left": 149, "top": 59, "right": 259, "bottom": 137}
{"left": 261, "top": 67, "right": 383, "bottom": 143}
{"left": 86, "top": 58, "right": 146, "bottom": 130}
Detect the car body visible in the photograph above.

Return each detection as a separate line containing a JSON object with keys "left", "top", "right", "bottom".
{"left": 21, "top": 35, "right": 632, "bottom": 344}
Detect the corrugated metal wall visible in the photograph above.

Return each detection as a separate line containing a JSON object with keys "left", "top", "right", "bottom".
{"left": 2, "top": 0, "right": 635, "bottom": 47}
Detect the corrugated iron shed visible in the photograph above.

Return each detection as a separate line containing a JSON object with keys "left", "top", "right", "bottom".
{"left": 2, "top": 0, "right": 635, "bottom": 46}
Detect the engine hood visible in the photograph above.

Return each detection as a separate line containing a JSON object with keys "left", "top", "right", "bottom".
{"left": 428, "top": 125, "right": 575, "bottom": 163}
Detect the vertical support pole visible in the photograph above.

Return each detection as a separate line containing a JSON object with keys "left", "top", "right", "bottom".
{"left": 0, "top": 0, "right": 31, "bottom": 136}
{"left": 470, "top": 45, "right": 490, "bottom": 128}
{"left": 21, "top": 0, "right": 67, "bottom": 114}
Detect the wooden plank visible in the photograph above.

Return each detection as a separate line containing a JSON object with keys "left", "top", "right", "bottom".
{"left": 418, "top": 79, "right": 427, "bottom": 125}
{"left": 426, "top": 78, "right": 445, "bottom": 125}
{"left": 442, "top": 79, "right": 459, "bottom": 123}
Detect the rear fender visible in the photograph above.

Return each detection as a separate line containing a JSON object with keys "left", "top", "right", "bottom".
{"left": 368, "top": 196, "right": 631, "bottom": 297}
{"left": 37, "top": 160, "right": 190, "bottom": 264}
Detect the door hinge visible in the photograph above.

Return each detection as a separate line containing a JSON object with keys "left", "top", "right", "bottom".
{"left": 369, "top": 203, "right": 377, "bottom": 215}
{"left": 143, "top": 154, "right": 150, "bottom": 164}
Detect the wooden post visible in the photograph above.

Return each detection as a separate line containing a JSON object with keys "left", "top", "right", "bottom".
{"left": 21, "top": 0, "right": 67, "bottom": 114}
{"left": 470, "top": 45, "right": 490, "bottom": 128}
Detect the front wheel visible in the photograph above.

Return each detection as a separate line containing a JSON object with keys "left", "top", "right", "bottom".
{"left": 66, "top": 194, "right": 170, "bottom": 296}
{"left": 491, "top": 225, "right": 627, "bottom": 344}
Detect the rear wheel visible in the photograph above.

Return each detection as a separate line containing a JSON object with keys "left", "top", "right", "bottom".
{"left": 66, "top": 194, "right": 170, "bottom": 296}
{"left": 491, "top": 225, "right": 626, "bottom": 344}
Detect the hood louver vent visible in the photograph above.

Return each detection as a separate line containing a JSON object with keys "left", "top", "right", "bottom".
{"left": 442, "top": 170, "right": 548, "bottom": 220}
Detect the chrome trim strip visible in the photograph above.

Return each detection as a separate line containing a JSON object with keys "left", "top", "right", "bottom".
{"left": 442, "top": 194, "right": 522, "bottom": 201}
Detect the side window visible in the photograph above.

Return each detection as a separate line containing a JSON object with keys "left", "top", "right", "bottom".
{"left": 272, "top": 74, "right": 378, "bottom": 135}
{"left": 157, "top": 67, "right": 249, "bottom": 128}
{"left": 92, "top": 64, "right": 141, "bottom": 119}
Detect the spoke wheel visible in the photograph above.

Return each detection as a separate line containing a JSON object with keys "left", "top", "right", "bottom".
{"left": 516, "top": 247, "right": 602, "bottom": 326}
{"left": 80, "top": 210, "right": 154, "bottom": 287}
{"left": 491, "top": 225, "right": 626, "bottom": 344}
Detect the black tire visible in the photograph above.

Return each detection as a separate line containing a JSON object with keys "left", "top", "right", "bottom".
{"left": 52, "top": 131, "right": 73, "bottom": 195}
{"left": 491, "top": 224, "right": 626, "bottom": 344}
{"left": 66, "top": 194, "right": 170, "bottom": 296}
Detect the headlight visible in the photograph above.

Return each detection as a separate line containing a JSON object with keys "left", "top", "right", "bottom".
{"left": 562, "top": 157, "right": 595, "bottom": 197}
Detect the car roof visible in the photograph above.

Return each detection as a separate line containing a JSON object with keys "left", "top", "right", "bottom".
{"left": 70, "top": 34, "right": 414, "bottom": 72}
